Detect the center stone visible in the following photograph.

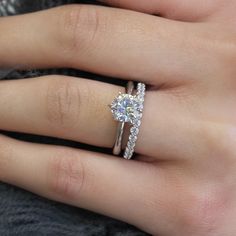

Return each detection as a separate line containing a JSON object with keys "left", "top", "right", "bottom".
{"left": 111, "top": 94, "right": 139, "bottom": 123}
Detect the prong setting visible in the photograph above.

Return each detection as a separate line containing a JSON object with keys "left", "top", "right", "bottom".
{"left": 110, "top": 94, "right": 142, "bottom": 124}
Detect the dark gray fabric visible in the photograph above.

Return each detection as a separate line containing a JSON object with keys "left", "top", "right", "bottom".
{"left": 0, "top": 1, "right": 149, "bottom": 235}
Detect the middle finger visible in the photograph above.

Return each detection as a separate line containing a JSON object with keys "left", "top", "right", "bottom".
{"left": 0, "top": 4, "right": 210, "bottom": 86}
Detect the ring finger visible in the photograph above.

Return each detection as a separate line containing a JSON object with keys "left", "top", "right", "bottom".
{"left": 0, "top": 4, "right": 213, "bottom": 86}
{"left": 0, "top": 75, "right": 202, "bottom": 160}
{"left": 0, "top": 76, "right": 125, "bottom": 148}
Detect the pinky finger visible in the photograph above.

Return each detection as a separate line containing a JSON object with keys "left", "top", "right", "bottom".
{"left": 0, "top": 134, "right": 170, "bottom": 235}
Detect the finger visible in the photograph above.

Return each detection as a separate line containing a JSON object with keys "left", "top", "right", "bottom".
{"left": 0, "top": 5, "right": 211, "bottom": 86}
{"left": 99, "top": 0, "right": 222, "bottom": 21}
{"left": 0, "top": 134, "right": 171, "bottom": 235}
{"left": 0, "top": 76, "right": 124, "bottom": 149}
{"left": 0, "top": 76, "right": 206, "bottom": 160}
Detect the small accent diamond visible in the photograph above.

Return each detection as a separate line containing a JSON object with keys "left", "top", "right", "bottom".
{"left": 129, "top": 134, "right": 137, "bottom": 142}
{"left": 134, "top": 119, "right": 141, "bottom": 127}
{"left": 131, "top": 127, "right": 139, "bottom": 136}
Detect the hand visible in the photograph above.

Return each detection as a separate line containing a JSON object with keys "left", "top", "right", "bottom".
{"left": 0, "top": 1, "right": 236, "bottom": 235}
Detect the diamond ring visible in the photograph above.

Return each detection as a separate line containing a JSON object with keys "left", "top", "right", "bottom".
{"left": 112, "top": 81, "right": 134, "bottom": 155}
{"left": 110, "top": 82, "right": 146, "bottom": 159}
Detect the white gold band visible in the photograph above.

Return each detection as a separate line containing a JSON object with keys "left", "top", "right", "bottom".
{"left": 123, "top": 83, "right": 146, "bottom": 159}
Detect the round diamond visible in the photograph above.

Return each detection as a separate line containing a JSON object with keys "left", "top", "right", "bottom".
{"left": 129, "top": 134, "right": 137, "bottom": 142}
{"left": 127, "top": 141, "right": 135, "bottom": 149}
{"left": 111, "top": 94, "right": 141, "bottom": 123}
{"left": 131, "top": 127, "right": 139, "bottom": 136}
{"left": 133, "top": 119, "right": 141, "bottom": 127}
{"left": 124, "top": 152, "right": 129, "bottom": 159}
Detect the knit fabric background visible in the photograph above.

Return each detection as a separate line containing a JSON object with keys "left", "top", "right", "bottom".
{"left": 0, "top": 1, "right": 149, "bottom": 235}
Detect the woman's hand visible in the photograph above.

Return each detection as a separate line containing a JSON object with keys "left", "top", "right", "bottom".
{"left": 0, "top": 1, "right": 236, "bottom": 235}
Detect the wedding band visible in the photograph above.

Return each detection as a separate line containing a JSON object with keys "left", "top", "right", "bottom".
{"left": 110, "top": 82, "right": 146, "bottom": 159}
{"left": 112, "top": 81, "right": 134, "bottom": 155}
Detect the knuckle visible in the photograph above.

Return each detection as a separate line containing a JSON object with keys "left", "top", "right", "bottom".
{"left": 193, "top": 29, "right": 236, "bottom": 83}
{"left": 216, "top": 39, "right": 236, "bottom": 76}
{"left": 143, "top": 166, "right": 230, "bottom": 235}
{"left": 223, "top": 42, "right": 236, "bottom": 81}
{"left": 179, "top": 188, "right": 226, "bottom": 235}
{"left": 57, "top": 5, "right": 104, "bottom": 59}
{"left": 200, "top": 123, "right": 236, "bottom": 161}
{"left": 205, "top": 32, "right": 236, "bottom": 80}
{"left": 47, "top": 148, "right": 85, "bottom": 200}
{"left": 45, "top": 76, "right": 81, "bottom": 129}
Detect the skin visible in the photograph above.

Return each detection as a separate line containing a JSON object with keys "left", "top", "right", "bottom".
{"left": 0, "top": 1, "right": 236, "bottom": 235}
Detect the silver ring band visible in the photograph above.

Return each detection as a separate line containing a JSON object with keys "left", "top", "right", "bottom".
{"left": 123, "top": 83, "right": 146, "bottom": 159}
{"left": 113, "top": 81, "right": 134, "bottom": 155}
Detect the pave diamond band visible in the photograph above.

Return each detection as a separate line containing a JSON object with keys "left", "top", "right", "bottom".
{"left": 123, "top": 83, "right": 146, "bottom": 159}
{"left": 110, "top": 82, "right": 146, "bottom": 160}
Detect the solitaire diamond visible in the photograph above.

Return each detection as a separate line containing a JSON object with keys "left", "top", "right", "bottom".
{"left": 111, "top": 94, "right": 141, "bottom": 124}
